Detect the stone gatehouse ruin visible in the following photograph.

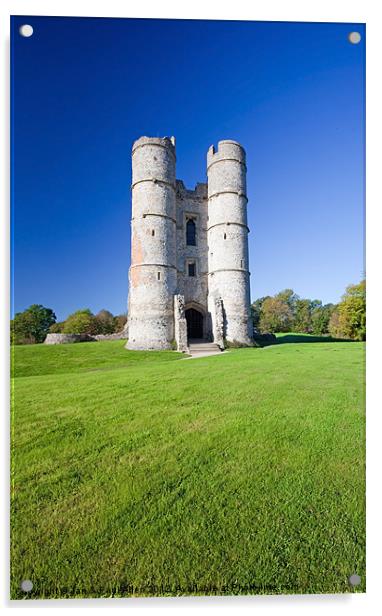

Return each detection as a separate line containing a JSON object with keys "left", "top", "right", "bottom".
{"left": 126, "top": 136, "right": 253, "bottom": 351}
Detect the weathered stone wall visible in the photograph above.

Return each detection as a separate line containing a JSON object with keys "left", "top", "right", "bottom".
{"left": 44, "top": 333, "right": 96, "bottom": 344}
{"left": 94, "top": 330, "right": 128, "bottom": 341}
{"left": 174, "top": 294, "right": 189, "bottom": 352}
{"left": 175, "top": 180, "right": 209, "bottom": 337}
{"left": 127, "top": 137, "right": 177, "bottom": 350}
{"left": 207, "top": 140, "right": 253, "bottom": 345}
{"left": 214, "top": 297, "right": 225, "bottom": 350}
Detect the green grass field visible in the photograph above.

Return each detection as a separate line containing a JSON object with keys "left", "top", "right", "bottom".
{"left": 11, "top": 337, "right": 365, "bottom": 598}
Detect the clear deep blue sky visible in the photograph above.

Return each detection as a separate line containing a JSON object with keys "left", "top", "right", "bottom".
{"left": 11, "top": 16, "right": 365, "bottom": 320}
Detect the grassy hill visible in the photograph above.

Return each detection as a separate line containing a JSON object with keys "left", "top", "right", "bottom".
{"left": 11, "top": 336, "right": 365, "bottom": 598}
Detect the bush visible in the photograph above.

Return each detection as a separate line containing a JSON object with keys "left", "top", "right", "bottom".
{"left": 63, "top": 309, "right": 98, "bottom": 335}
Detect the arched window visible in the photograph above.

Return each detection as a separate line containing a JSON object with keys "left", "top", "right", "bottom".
{"left": 186, "top": 218, "right": 196, "bottom": 246}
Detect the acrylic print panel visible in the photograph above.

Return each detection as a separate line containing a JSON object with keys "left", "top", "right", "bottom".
{"left": 10, "top": 16, "right": 365, "bottom": 599}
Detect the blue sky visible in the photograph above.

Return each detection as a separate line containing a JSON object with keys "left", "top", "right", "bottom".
{"left": 11, "top": 17, "right": 365, "bottom": 320}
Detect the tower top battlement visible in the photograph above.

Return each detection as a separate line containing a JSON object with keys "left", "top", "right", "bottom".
{"left": 207, "top": 139, "right": 246, "bottom": 170}
{"left": 176, "top": 180, "right": 208, "bottom": 200}
{"left": 132, "top": 136, "right": 176, "bottom": 158}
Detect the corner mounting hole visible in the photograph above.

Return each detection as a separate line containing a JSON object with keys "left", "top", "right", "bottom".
{"left": 348, "top": 32, "right": 361, "bottom": 44}
{"left": 348, "top": 573, "right": 361, "bottom": 586}
{"left": 19, "top": 24, "right": 34, "bottom": 37}
{"left": 21, "top": 579, "right": 33, "bottom": 592}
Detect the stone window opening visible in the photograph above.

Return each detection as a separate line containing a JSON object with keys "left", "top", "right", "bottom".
{"left": 224, "top": 232, "right": 227, "bottom": 239}
{"left": 157, "top": 272, "right": 161, "bottom": 281}
{"left": 188, "top": 262, "right": 196, "bottom": 277}
{"left": 186, "top": 218, "right": 196, "bottom": 246}
{"left": 240, "top": 260, "right": 243, "bottom": 268}
{"left": 151, "top": 229, "right": 155, "bottom": 236}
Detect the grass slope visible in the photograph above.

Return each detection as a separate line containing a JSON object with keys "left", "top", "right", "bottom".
{"left": 11, "top": 338, "right": 365, "bottom": 598}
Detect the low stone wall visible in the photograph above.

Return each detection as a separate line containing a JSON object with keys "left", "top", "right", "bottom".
{"left": 44, "top": 333, "right": 96, "bottom": 345}
{"left": 94, "top": 331, "right": 128, "bottom": 341}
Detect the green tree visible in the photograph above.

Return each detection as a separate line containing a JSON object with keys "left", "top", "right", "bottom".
{"left": 328, "top": 280, "right": 365, "bottom": 340}
{"left": 311, "top": 303, "right": 335, "bottom": 336}
{"left": 11, "top": 304, "right": 56, "bottom": 344}
{"left": 251, "top": 296, "right": 271, "bottom": 332}
{"left": 293, "top": 299, "right": 313, "bottom": 333}
{"left": 338, "top": 280, "right": 366, "bottom": 340}
{"left": 259, "top": 297, "right": 293, "bottom": 333}
{"left": 49, "top": 322, "right": 64, "bottom": 333}
{"left": 275, "top": 289, "right": 299, "bottom": 316}
{"left": 94, "top": 309, "right": 115, "bottom": 334}
{"left": 62, "top": 309, "right": 98, "bottom": 335}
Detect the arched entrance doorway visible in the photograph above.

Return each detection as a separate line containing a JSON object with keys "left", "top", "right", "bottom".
{"left": 185, "top": 308, "right": 204, "bottom": 339}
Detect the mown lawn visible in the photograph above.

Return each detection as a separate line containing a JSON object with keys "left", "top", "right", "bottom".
{"left": 11, "top": 337, "right": 365, "bottom": 598}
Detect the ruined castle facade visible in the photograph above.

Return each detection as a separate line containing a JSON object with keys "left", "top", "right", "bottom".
{"left": 126, "top": 136, "right": 253, "bottom": 351}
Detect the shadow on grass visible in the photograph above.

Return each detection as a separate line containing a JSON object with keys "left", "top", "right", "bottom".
{"left": 254, "top": 333, "right": 355, "bottom": 347}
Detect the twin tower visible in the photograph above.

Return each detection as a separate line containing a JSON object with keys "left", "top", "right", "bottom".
{"left": 127, "top": 136, "right": 253, "bottom": 351}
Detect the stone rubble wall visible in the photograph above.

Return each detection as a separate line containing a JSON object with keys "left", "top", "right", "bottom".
{"left": 44, "top": 330, "right": 128, "bottom": 344}
{"left": 44, "top": 333, "right": 97, "bottom": 345}
{"left": 94, "top": 330, "right": 128, "bottom": 341}
{"left": 174, "top": 294, "right": 189, "bottom": 353}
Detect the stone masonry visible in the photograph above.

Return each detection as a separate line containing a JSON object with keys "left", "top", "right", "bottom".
{"left": 126, "top": 137, "right": 253, "bottom": 351}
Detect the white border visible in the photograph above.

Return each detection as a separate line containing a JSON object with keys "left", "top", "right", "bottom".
{"left": 2, "top": 1, "right": 381, "bottom": 614}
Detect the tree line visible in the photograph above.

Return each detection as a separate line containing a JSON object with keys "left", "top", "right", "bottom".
{"left": 11, "top": 307, "right": 127, "bottom": 345}
{"left": 11, "top": 279, "right": 365, "bottom": 345}
{"left": 252, "top": 279, "right": 365, "bottom": 341}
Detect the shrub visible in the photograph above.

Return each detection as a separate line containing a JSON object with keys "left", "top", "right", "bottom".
{"left": 62, "top": 309, "right": 98, "bottom": 335}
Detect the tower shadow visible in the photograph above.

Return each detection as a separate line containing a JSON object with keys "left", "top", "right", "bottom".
{"left": 253, "top": 333, "right": 355, "bottom": 347}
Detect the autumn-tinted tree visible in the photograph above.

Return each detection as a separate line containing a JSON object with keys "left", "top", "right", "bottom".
{"left": 335, "top": 280, "right": 366, "bottom": 340}
{"left": 114, "top": 314, "right": 127, "bottom": 332}
{"left": 328, "top": 309, "right": 343, "bottom": 339}
{"left": 259, "top": 297, "right": 293, "bottom": 333}
{"left": 11, "top": 304, "right": 56, "bottom": 344}
{"left": 94, "top": 309, "right": 115, "bottom": 334}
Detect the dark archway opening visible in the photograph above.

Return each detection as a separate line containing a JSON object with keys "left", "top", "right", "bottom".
{"left": 186, "top": 308, "right": 203, "bottom": 339}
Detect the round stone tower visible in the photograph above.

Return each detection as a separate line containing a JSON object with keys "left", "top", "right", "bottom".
{"left": 126, "top": 136, "right": 177, "bottom": 350}
{"left": 207, "top": 140, "right": 253, "bottom": 345}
